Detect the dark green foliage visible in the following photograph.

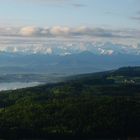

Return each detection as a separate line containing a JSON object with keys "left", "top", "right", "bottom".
{"left": 113, "top": 66, "right": 140, "bottom": 77}
{"left": 0, "top": 67, "right": 140, "bottom": 139}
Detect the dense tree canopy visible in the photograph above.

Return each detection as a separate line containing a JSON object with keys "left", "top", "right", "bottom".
{"left": 0, "top": 67, "right": 140, "bottom": 139}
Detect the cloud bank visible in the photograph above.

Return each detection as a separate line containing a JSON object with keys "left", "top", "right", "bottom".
{"left": 0, "top": 26, "right": 139, "bottom": 55}
{"left": 0, "top": 26, "right": 139, "bottom": 40}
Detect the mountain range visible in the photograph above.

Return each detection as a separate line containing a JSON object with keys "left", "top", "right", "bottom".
{"left": 0, "top": 51, "right": 140, "bottom": 75}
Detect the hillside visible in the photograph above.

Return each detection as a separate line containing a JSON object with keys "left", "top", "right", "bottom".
{"left": 0, "top": 66, "right": 140, "bottom": 139}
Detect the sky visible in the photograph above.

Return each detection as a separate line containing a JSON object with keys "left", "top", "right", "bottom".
{"left": 0, "top": 0, "right": 140, "bottom": 28}
{"left": 0, "top": 0, "right": 140, "bottom": 54}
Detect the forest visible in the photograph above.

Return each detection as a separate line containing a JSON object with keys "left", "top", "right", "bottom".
{"left": 0, "top": 66, "right": 140, "bottom": 139}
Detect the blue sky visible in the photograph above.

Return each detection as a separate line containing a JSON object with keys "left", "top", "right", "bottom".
{"left": 0, "top": 0, "right": 139, "bottom": 28}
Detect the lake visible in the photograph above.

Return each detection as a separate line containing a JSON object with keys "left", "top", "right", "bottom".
{"left": 0, "top": 82, "right": 42, "bottom": 91}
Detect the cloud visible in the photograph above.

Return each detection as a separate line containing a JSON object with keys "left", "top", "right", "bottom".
{"left": 17, "top": 0, "right": 87, "bottom": 9}
{"left": 0, "top": 33, "right": 139, "bottom": 55}
{"left": 19, "top": 26, "right": 44, "bottom": 36}
{"left": 137, "top": 11, "right": 140, "bottom": 14}
{"left": 71, "top": 3, "right": 87, "bottom": 8}
{"left": 131, "top": 11, "right": 140, "bottom": 21}
{"left": 131, "top": 16, "right": 140, "bottom": 21}
{"left": 0, "top": 27, "right": 19, "bottom": 36}
{"left": 50, "top": 26, "right": 70, "bottom": 36}
{"left": 19, "top": 26, "right": 118, "bottom": 38}
{"left": 0, "top": 26, "right": 139, "bottom": 40}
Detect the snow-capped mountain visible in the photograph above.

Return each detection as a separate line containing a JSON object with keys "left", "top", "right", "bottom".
{"left": 0, "top": 50, "right": 140, "bottom": 75}
{"left": 0, "top": 36, "right": 140, "bottom": 56}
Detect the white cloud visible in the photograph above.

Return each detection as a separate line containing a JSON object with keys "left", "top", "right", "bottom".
{"left": 19, "top": 26, "right": 42, "bottom": 36}
{"left": 50, "top": 26, "right": 70, "bottom": 36}
{"left": 46, "top": 47, "right": 52, "bottom": 54}
{"left": 0, "top": 26, "right": 138, "bottom": 40}
{"left": 17, "top": 26, "right": 140, "bottom": 40}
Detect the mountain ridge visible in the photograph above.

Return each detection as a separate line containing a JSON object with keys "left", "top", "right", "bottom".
{"left": 0, "top": 51, "right": 140, "bottom": 74}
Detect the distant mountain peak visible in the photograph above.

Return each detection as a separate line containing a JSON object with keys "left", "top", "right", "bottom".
{"left": 80, "top": 50, "right": 93, "bottom": 55}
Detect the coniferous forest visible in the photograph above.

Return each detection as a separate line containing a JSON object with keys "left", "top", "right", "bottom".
{"left": 0, "top": 67, "right": 140, "bottom": 139}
